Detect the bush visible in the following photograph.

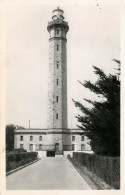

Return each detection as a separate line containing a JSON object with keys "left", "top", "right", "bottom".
{"left": 73, "top": 152, "right": 120, "bottom": 189}
{"left": 7, "top": 148, "right": 27, "bottom": 154}
{"left": 6, "top": 152, "right": 38, "bottom": 172}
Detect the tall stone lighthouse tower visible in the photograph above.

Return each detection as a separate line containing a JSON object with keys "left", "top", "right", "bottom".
{"left": 47, "top": 7, "right": 70, "bottom": 153}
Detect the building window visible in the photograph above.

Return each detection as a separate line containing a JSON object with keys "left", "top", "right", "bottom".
{"left": 56, "top": 29, "right": 59, "bottom": 35}
{"left": 56, "top": 79, "right": 59, "bottom": 85}
{"left": 39, "top": 136, "right": 42, "bottom": 141}
{"left": 56, "top": 113, "right": 58, "bottom": 119}
{"left": 57, "top": 61, "right": 59, "bottom": 69}
{"left": 29, "top": 144, "right": 33, "bottom": 151}
{"left": 57, "top": 44, "right": 59, "bottom": 51}
{"left": 56, "top": 96, "right": 59, "bottom": 102}
{"left": 30, "top": 136, "right": 33, "bottom": 141}
{"left": 20, "top": 144, "right": 23, "bottom": 149}
{"left": 39, "top": 144, "right": 42, "bottom": 151}
{"left": 81, "top": 144, "right": 85, "bottom": 151}
{"left": 20, "top": 136, "right": 23, "bottom": 141}
{"left": 72, "top": 136, "right": 75, "bottom": 141}
{"left": 81, "top": 136, "right": 84, "bottom": 141}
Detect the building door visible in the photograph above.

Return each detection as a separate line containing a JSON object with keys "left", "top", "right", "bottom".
{"left": 39, "top": 144, "right": 42, "bottom": 151}
{"left": 72, "top": 144, "right": 75, "bottom": 151}
{"left": 81, "top": 144, "right": 85, "bottom": 151}
{"left": 29, "top": 144, "right": 33, "bottom": 151}
{"left": 20, "top": 144, "right": 23, "bottom": 149}
{"left": 55, "top": 143, "right": 59, "bottom": 152}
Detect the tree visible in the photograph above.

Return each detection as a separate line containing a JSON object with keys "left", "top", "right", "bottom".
{"left": 6, "top": 124, "right": 16, "bottom": 151}
{"left": 73, "top": 60, "right": 120, "bottom": 156}
{"left": 6, "top": 124, "right": 26, "bottom": 152}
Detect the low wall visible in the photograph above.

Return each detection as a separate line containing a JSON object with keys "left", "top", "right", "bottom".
{"left": 63, "top": 151, "right": 73, "bottom": 157}
{"left": 72, "top": 152, "right": 120, "bottom": 189}
{"left": 37, "top": 151, "right": 46, "bottom": 158}
{"left": 75, "top": 151, "right": 93, "bottom": 154}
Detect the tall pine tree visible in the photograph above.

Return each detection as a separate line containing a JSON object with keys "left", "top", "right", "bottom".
{"left": 73, "top": 60, "right": 120, "bottom": 156}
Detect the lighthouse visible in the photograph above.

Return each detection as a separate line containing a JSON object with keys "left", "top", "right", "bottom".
{"left": 47, "top": 7, "right": 70, "bottom": 153}
{"left": 14, "top": 8, "right": 91, "bottom": 155}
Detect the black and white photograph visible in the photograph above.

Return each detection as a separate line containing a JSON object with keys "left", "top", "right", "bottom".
{"left": 0, "top": 0, "right": 124, "bottom": 193}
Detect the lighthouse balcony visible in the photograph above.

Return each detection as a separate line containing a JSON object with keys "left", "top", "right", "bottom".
{"left": 47, "top": 20, "right": 69, "bottom": 32}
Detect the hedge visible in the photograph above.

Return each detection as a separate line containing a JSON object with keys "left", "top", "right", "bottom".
{"left": 72, "top": 152, "right": 120, "bottom": 189}
{"left": 6, "top": 152, "right": 38, "bottom": 172}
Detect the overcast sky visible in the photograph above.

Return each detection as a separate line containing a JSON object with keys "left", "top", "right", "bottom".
{"left": 5, "top": 0, "right": 120, "bottom": 128}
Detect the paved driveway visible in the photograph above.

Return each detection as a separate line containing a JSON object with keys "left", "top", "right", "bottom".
{"left": 6, "top": 157, "right": 91, "bottom": 190}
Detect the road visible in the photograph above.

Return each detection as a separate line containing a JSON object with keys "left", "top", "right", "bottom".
{"left": 6, "top": 157, "right": 92, "bottom": 190}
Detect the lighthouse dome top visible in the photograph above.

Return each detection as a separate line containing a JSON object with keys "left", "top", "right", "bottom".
{"left": 52, "top": 7, "right": 64, "bottom": 20}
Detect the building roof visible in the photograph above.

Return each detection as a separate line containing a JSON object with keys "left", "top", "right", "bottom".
{"left": 14, "top": 128, "right": 85, "bottom": 134}
{"left": 52, "top": 7, "right": 64, "bottom": 13}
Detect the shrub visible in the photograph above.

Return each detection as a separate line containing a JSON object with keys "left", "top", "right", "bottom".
{"left": 6, "top": 151, "right": 38, "bottom": 172}
{"left": 7, "top": 148, "right": 27, "bottom": 154}
{"left": 72, "top": 152, "right": 120, "bottom": 189}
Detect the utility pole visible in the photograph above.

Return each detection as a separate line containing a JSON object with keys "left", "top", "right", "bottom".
{"left": 29, "top": 120, "right": 30, "bottom": 129}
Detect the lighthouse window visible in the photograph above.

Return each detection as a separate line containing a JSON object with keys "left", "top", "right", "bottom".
{"left": 56, "top": 29, "right": 59, "bottom": 35}
{"left": 57, "top": 44, "right": 59, "bottom": 51}
{"left": 57, "top": 79, "right": 59, "bottom": 85}
{"left": 20, "top": 136, "right": 23, "bottom": 141}
{"left": 56, "top": 96, "right": 59, "bottom": 102}
{"left": 56, "top": 113, "right": 58, "bottom": 119}
{"left": 72, "top": 136, "right": 75, "bottom": 141}
{"left": 39, "top": 136, "right": 42, "bottom": 141}
{"left": 57, "top": 61, "right": 59, "bottom": 69}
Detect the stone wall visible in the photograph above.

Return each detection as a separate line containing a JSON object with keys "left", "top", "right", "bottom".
{"left": 47, "top": 38, "right": 67, "bottom": 129}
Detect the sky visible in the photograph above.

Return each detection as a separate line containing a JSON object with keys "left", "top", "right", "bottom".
{"left": 5, "top": 0, "right": 121, "bottom": 128}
